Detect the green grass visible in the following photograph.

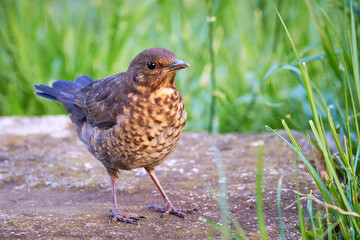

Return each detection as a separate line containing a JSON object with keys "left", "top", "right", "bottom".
{"left": 201, "top": 0, "right": 360, "bottom": 239}
{"left": 271, "top": 1, "right": 360, "bottom": 238}
{"left": 0, "top": 0, "right": 353, "bottom": 133}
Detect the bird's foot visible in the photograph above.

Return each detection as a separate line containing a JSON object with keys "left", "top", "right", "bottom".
{"left": 148, "top": 202, "right": 198, "bottom": 219}
{"left": 110, "top": 208, "right": 146, "bottom": 224}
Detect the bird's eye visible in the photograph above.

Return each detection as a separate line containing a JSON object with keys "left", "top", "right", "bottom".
{"left": 147, "top": 61, "right": 156, "bottom": 70}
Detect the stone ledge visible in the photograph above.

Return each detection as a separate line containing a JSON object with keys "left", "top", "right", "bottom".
{"left": 0, "top": 116, "right": 320, "bottom": 239}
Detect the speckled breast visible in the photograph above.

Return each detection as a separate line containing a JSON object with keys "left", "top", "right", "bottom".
{"left": 98, "top": 87, "right": 186, "bottom": 171}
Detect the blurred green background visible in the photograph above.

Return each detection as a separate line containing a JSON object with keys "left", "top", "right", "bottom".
{"left": 0, "top": 0, "right": 357, "bottom": 133}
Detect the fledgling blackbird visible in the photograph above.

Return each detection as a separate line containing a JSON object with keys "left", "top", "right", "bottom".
{"left": 34, "top": 48, "right": 197, "bottom": 223}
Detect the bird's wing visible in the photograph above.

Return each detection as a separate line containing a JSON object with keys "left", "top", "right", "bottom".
{"left": 74, "top": 73, "right": 129, "bottom": 128}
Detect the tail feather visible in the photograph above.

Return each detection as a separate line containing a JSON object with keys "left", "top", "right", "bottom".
{"left": 33, "top": 84, "right": 62, "bottom": 101}
{"left": 34, "top": 92, "right": 58, "bottom": 101}
{"left": 52, "top": 80, "right": 76, "bottom": 92}
{"left": 34, "top": 75, "right": 94, "bottom": 113}
{"left": 75, "top": 75, "right": 93, "bottom": 87}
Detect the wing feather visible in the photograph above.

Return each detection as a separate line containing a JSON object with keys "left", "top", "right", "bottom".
{"left": 74, "top": 73, "right": 128, "bottom": 128}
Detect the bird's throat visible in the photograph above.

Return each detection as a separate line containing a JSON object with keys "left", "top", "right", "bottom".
{"left": 161, "top": 72, "right": 177, "bottom": 88}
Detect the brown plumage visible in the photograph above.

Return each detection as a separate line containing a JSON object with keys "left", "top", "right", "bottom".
{"left": 34, "top": 48, "right": 197, "bottom": 223}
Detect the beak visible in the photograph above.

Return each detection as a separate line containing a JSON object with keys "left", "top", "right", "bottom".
{"left": 167, "top": 59, "right": 190, "bottom": 72}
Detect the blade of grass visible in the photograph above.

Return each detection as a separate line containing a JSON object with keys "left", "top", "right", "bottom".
{"left": 296, "top": 154, "right": 307, "bottom": 240}
{"left": 206, "top": 0, "right": 217, "bottom": 133}
{"left": 277, "top": 176, "right": 286, "bottom": 240}
{"left": 307, "top": 191, "right": 316, "bottom": 239}
{"left": 212, "top": 145, "right": 230, "bottom": 240}
{"left": 199, "top": 217, "right": 245, "bottom": 240}
{"left": 319, "top": 217, "right": 338, "bottom": 240}
{"left": 275, "top": 7, "right": 322, "bottom": 134}
{"left": 348, "top": 0, "right": 360, "bottom": 148}
{"left": 255, "top": 143, "right": 269, "bottom": 240}
{"left": 350, "top": 0, "right": 360, "bottom": 112}
{"left": 230, "top": 217, "right": 247, "bottom": 240}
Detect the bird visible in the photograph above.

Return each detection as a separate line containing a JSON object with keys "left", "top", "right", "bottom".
{"left": 33, "top": 48, "right": 197, "bottom": 223}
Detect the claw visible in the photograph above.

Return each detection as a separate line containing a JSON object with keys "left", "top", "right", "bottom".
{"left": 145, "top": 169, "right": 198, "bottom": 220}
{"left": 128, "top": 215, "right": 147, "bottom": 220}
{"left": 110, "top": 209, "right": 145, "bottom": 224}
{"left": 148, "top": 204, "right": 198, "bottom": 219}
{"left": 148, "top": 205, "right": 164, "bottom": 212}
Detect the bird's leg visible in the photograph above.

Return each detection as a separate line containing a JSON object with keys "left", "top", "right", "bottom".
{"left": 109, "top": 174, "right": 145, "bottom": 223}
{"left": 146, "top": 168, "right": 198, "bottom": 218}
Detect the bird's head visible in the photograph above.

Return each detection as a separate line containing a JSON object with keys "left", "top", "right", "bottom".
{"left": 127, "top": 48, "right": 189, "bottom": 91}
